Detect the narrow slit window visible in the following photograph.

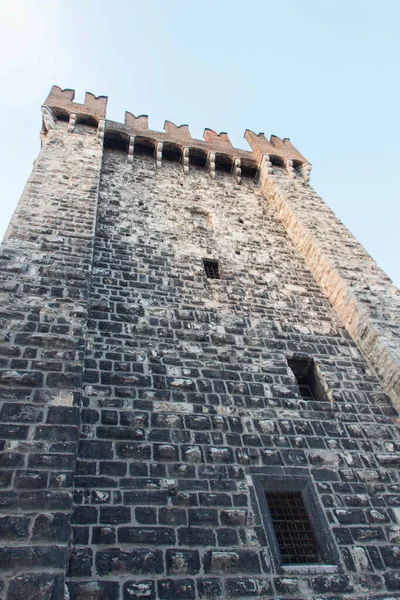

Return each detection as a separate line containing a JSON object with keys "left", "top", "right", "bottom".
{"left": 203, "top": 259, "right": 221, "bottom": 279}
{"left": 288, "top": 357, "right": 327, "bottom": 402}
{"left": 266, "top": 492, "right": 321, "bottom": 564}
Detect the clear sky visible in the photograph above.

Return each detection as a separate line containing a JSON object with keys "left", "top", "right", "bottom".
{"left": 0, "top": 0, "right": 399, "bottom": 286}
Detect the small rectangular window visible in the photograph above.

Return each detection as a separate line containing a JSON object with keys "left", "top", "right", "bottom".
{"left": 265, "top": 492, "right": 320, "bottom": 564}
{"left": 288, "top": 357, "right": 327, "bottom": 402}
{"left": 203, "top": 259, "right": 221, "bottom": 279}
{"left": 253, "top": 473, "right": 341, "bottom": 573}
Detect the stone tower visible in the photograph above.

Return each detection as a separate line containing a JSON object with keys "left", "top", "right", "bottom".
{"left": 0, "top": 85, "right": 399, "bottom": 600}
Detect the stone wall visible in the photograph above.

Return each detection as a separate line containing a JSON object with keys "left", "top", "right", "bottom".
{"left": 67, "top": 149, "right": 400, "bottom": 600}
{"left": 0, "top": 92, "right": 399, "bottom": 600}
{"left": 256, "top": 159, "right": 400, "bottom": 409}
{"left": 0, "top": 119, "right": 103, "bottom": 598}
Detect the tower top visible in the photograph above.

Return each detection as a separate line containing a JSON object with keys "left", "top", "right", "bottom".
{"left": 43, "top": 85, "right": 108, "bottom": 123}
{"left": 42, "top": 85, "right": 310, "bottom": 170}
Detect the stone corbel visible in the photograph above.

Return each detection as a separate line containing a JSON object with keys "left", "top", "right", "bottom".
{"left": 285, "top": 158, "right": 296, "bottom": 179}
{"left": 41, "top": 106, "right": 56, "bottom": 131}
{"left": 97, "top": 119, "right": 105, "bottom": 142}
{"left": 182, "top": 147, "right": 189, "bottom": 175}
{"left": 300, "top": 163, "right": 312, "bottom": 182}
{"left": 233, "top": 157, "right": 241, "bottom": 184}
{"left": 207, "top": 152, "right": 216, "bottom": 180}
{"left": 128, "top": 135, "right": 135, "bottom": 164}
{"left": 68, "top": 113, "right": 77, "bottom": 133}
{"left": 155, "top": 141, "right": 163, "bottom": 169}
{"left": 257, "top": 153, "right": 273, "bottom": 180}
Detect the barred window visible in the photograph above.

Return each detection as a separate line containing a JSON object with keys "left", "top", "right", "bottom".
{"left": 265, "top": 491, "right": 320, "bottom": 564}
{"left": 203, "top": 259, "right": 221, "bottom": 279}
{"left": 253, "top": 473, "right": 340, "bottom": 572}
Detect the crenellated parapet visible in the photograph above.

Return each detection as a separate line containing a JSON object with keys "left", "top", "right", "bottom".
{"left": 43, "top": 85, "right": 108, "bottom": 125}
{"left": 41, "top": 86, "right": 311, "bottom": 181}
{"left": 244, "top": 130, "right": 307, "bottom": 164}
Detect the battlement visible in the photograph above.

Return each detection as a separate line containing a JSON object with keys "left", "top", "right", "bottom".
{"left": 42, "top": 86, "right": 310, "bottom": 176}
{"left": 245, "top": 130, "right": 307, "bottom": 165}
{"left": 43, "top": 85, "right": 108, "bottom": 124}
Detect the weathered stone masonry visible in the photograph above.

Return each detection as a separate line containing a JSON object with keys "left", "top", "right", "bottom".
{"left": 0, "top": 85, "right": 399, "bottom": 599}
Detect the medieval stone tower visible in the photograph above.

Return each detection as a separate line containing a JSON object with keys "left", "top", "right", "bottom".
{"left": 0, "top": 85, "right": 399, "bottom": 600}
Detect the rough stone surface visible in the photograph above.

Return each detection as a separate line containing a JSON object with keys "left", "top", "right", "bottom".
{"left": 0, "top": 87, "right": 399, "bottom": 599}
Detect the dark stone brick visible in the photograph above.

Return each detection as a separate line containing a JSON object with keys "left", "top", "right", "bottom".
{"left": 97, "top": 426, "right": 145, "bottom": 440}
{"left": 204, "top": 550, "right": 261, "bottom": 574}
{"left": 158, "top": 578, "right": 196, "bottom": 599}
{"left": 0, "top": 490, "right": 71, "bottom": 511}
{"left": 0, "top": 516, "right": 29, "bottom": 540}
{"left": 153, "top": 444, "right": 179, "bottom": 461}
{"left": 46, "top": 406, "right": 79, "bottom": 424}
{"left": 28, "top": 453, "right": 75, "bottom": 470}
{"left": 71, "top": 506, "right": 98, "bottom": 524}
{"left": 206, "top": 447, "right": 234, "bottom": 463}
{"left": 333, "top": 527, "right": 353, "bottom": 545}
{"left": 100, "top": 506, "right": 131, "bottom": 524}
{"left": 101, "top": 410, "right": 118, "bottom": 425}
{"left": 0, "top": 370, "right": 43, "bottom": 387}
{"left": 166, "top": 549, "right": 201, "bottom": 575}
{"left": 32, "top": 512, "right": 70, "bottom": 542}
{"left": 75, "top": 476, "right": 117, "bottom": 488}
{"left": 121, "top": 411, "right": 149, "bottom": 428}
{"left": 0, "top": 469, "right": 12, "bottom": 487}
{"left": 188, "top": 508, "right": 218, "bottom": 526}
{"left": 197, "top": 577, "right": 223, "bottom": 598}
{"left": 116, "top": 442, "right": 151, "bottom": 460}
{"left": 0, "top": 545, "right": 67, "bottom": 570}
{"left": 79, "top": 440, "right": 113, "bottom": 460}
{"left": 334, "top": 508, "right": 367, "bottom": 525}
{"left": 352, "top": 526, "right": 385, "bottom": 541}
{"left": 99, "top": 461, "right": 127, "bottom": 477}
{"left": 34, "top": 425, "right": 78, "bottom": 442}
{"left": 68, "top": 581, "right": 120, "bottom": 600}
{"left": 0, "top": 424, "right": 29, "bottom": 439}
{"left": 0, "top": 452, "right": 24, "bottom": 467}
{"left": 159, "top": 507, "right": 187, "bottom": 526}
{"left": 96, "top": 548, "right": 163, "bottom": 575}
{"left": 385, "top": 571, "right": 400, "bottom": 591}
{"left": 311, "top": 575, "right": 353, "bottom": 594}
{"left": 118, "top": 527, "right": 176, "bottom": 545}
{"left": 217, "top": 527, "right": 239, "bottom": 546}
{"left": 135, "top": 507, "right": 157, "bottom": 524}
{"left": 225, "top": 577, "right": 272, "bottom": 597}
{"left": 381, "top": 545, "right": 400, "bottom": 568}
{"left": 123, "top": 580, "right": 156, "bottom": 600}
{"left": 92, "top": 526, "right": 116, "bottom": 545}
{"left": 14, "top": 470, "right": 48, "bottom": 489}
{"left": 178, "top": 527, "right": 216, "bottom": 546}
{"left": 8, "top": 573, "right": 64, "bottom": 600}
{"left": 220, "top": 509, "right": 247, "bottom": 526}
{"left": 81, "top": 408, "right": 99, "bottom": 424}
{"left": 46, "top": 372, "right": 82, "bottom": 388}
{"left": 124, "top": 491, "right": 168, "bottom": 505}
{"left": 312, "top": 467, "right": 340, "bottom": 481}
{"left": 0, "top": 403, "right": 43, "bottom": 423}
{"left": 199, "top": 493, "right": 232, "bottom": 506}
{"left": 274, "top": 577, "right": 300, "bottom": 595}
{"left": 67, "top": 548, "right": 93, "bottom": 577}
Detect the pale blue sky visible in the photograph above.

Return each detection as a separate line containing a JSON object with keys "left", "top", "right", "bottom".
{"left": 0, "top": 0, "right": 398, "bottom": 285}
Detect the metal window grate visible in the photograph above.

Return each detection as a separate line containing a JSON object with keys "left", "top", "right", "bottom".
{"left": 266, "top": 492, "right": 321, "bottom": 564}
{"left": 203, "top": 259, "right": 221, "bottom": 279}
{"left": 298, "top": 383, "right": 315, "bottom": 401}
